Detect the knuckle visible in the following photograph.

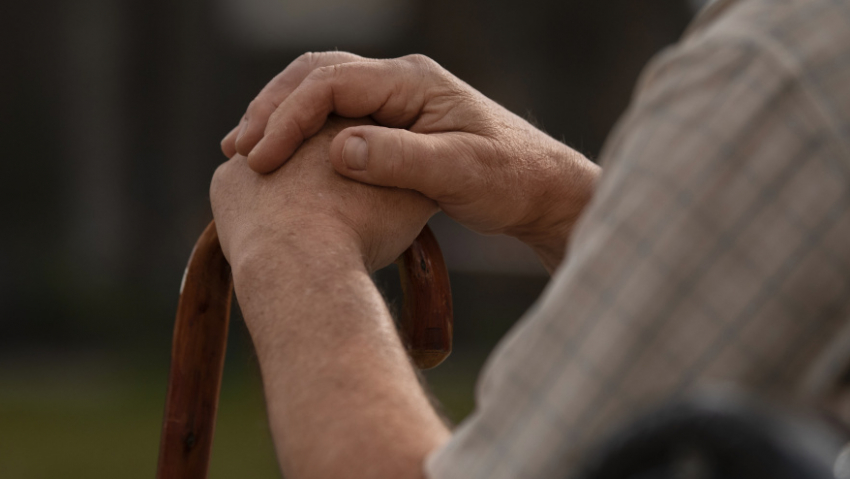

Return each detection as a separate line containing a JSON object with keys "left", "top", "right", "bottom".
{"left": 296, "top": 51, "right": 357, "bottom": 71}
{"left": 402, "top": 53, "right": 431, "bottom": 67}
{"left": 265, "top": 105, "right": 281, "bottom": 123}
{"left": 294, "top": 51, "right": 318, "bottom": 69}
{"left": 303, "top": 63, "right": 348, "bottom": 90}
{"left": 310, "top": 64, "right": 335, "bottom": 81}
{"left": 245, "top": 99, "right": 259, "bottom": 115}
{"left": 390, "top": 133, "right": 411, "bottom": 182}
{"left": 401, "top": 54, "right": 439, "bottom": 74}
{"left": 247, "top": 97, "right": 276, "bottom": 119}
{"left": 328, "top": 63, "right": 348, "bottom": 83}
{"left": 246, "top": 99, "right": 272, "bottom": 120}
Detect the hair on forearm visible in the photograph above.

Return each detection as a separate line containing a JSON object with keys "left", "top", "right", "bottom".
{"left": 372, "top": 273, "right": 454, "bottom": 429}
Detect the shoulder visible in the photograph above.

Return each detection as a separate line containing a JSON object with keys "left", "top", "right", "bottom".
{"left": 688, "top": 0, "right": 850, "bottom": 68}
{"left": 615, "top": 0, "right": 850, "bottom": 165}
{"left": 648, "top": 0, "right": 850, "bottom": 80}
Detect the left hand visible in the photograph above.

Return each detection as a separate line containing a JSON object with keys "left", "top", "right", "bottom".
{"left": 210, "top": 116, "right": 438, "bottom": 273}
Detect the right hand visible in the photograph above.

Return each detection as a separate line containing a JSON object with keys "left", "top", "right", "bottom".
{"left": 212, "top": 116, "right": 437, "bottom": 276}
{"left": 221, "top": 52, "right": 600, "bottom": 267}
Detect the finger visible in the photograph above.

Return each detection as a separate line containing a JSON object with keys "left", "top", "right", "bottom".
{"left": 247, "top": 55, "right": 439, "bottom": 174}
{"left": 234, "top": 51, "right": 367, "bottom": 157}
{"left": 221, "top": 124, "right": 240, "bottom": 158}
{"left": 328, "top": 125, "right": 477, "bottom": 202}
{"left": 222, "top": 116, "right": 248, "bottom": 159}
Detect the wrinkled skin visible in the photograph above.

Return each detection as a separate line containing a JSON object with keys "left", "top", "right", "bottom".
{"left": 220, "top": 52, "right": 600, "bottom": 271}
{"left": 212, "top": 115, "right": 437, "bottom": 274}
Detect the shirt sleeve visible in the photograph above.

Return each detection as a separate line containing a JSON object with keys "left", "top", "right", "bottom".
{"left": 426, "top": 1, "right": 850, "bottom": 478}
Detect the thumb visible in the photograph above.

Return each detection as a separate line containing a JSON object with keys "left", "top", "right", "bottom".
{"left": 330, "top": 125, "right": 473, "bottom": 199}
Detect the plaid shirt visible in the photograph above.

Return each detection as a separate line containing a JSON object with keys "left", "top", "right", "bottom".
{"left": 426, "top": 0, "right": 850, "bottom": 477}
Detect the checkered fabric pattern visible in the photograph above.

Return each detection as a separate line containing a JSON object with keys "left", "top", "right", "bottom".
{"left": 425, "top": 0, "right": 850, "bottom": 477}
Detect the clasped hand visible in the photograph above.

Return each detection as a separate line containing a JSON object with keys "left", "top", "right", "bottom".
{"left": 211, "top": 116, "right": 437, "bottom": 274}
{"left": 214, "top": 52, "right": 600, "bottom": 273}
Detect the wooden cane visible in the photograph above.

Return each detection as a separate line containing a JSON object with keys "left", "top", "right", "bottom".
{"left": 156, "top": 221, "right": 452, "bottom": 479}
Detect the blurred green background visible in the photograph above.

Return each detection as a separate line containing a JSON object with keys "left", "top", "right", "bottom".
{"left": 0, "top": 0, "right": 696, "bottom": 476}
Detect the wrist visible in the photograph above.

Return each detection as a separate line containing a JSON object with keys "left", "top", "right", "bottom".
{"left": 511, "top": 144, "right": 600, "bottom": 271}
{"left": 229, "top": 220, "right": 368, "bottom": 311}
{"left": 230, "top": 222, "right": 372, "bottom": 347}
{"left": 229, "top": 218, "right": 365, "bottom": 277}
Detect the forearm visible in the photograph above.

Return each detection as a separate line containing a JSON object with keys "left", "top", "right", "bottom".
{"left": 232, "top": 230, "right": 450, "bottom": 478}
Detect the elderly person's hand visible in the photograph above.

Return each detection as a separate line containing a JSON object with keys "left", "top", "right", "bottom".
{"left": 212, "top": 115, "right": 437, "bottom": 275}
{"left": 221, "top": 52, "right": 600, "bottom": 271}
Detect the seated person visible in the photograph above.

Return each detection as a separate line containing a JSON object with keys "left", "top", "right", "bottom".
{"left": 211, "top": 0, "right": 850, "bottom": 477}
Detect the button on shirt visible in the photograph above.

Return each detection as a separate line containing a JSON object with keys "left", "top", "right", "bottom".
{"left": 425, "top": 0, "right": 850, "bottom": 477}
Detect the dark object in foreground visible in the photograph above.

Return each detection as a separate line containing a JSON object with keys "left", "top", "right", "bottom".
{"left": 577, "top": 390, "right": 849, "bottom": 479}
{"left": 155, "top": 221, "right": 453, "bottom": 479}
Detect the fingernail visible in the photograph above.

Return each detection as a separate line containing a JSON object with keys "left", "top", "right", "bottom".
{"left": 343, "top": 136, "right": 369, "bottom": 171}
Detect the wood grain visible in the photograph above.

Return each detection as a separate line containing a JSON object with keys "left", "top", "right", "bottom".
{"left": 156, "top": 221, "right": 232, "bottom": 479}
{"left": 396, "top": 225, "right": 454, "bottom": 369}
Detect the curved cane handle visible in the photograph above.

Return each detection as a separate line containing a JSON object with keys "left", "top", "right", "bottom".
{"left": 157, "top": 221, "right": 452, "bottom": 479}
{"left": 157, "top": 221, "right": 231, "bottom": 479}
{"left": 396, "top": 225, "right": 453, "bottom": 369}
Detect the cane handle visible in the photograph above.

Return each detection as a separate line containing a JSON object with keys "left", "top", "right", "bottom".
{"left": 156, "top": 221, "right": 452, "bottom": 479}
